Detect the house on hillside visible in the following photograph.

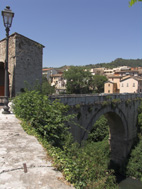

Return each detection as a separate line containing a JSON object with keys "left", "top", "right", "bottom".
{"left": 104, "top": 68, "right": 115, "bottom": 76}
{"left": 107, "top": 75, "right": 122, "bottom": 93}
{"left": 93, "top": 68, "right": 105, "bottom": 75}
{"left": 50, "top": 74, "right": 66, "bottom": 94}
{"left": 120, "top": 76, "right": 142, "bottom": 93}
{"left": 104, "top": 81, "right": 117, "bottom": 94}
{"left": 137, "top": 67, "right": 142, "bottom": 76}
{"left": 0, "top": 32, "right": 44, "bottom": 97}
{"left": 104, "top": 66, "right": 142, "bottom": 94}
{"left": 42, "top": 68, "right": 68, "bottom": 94}
{"left": 42, "top": 68, "right": 58, "bottom": 81}
{"left": 42, "top": 68, "right": 52, "bottom": 76}
{"left": 114, "top": 70, "right": 139, "bottom": 77}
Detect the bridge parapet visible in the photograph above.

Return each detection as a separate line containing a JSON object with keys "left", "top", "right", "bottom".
{"left": 49, "top": 93, "right": 142, "bottom": 106}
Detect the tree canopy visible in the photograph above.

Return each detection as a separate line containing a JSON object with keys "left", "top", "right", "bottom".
{"left": 63, "top": 66, "right": 107, "bottom": 94}
{"left": 42, "top": 75, "right": 55, "bottom": 95}
{"left": 90, "top": 75, "right": 107, "bottom": 93}
{"left": 63, "top": 66, "right": 92, "bottom": 94}
{"left": 129, "top": 0, "right": 142, "bottom": 6}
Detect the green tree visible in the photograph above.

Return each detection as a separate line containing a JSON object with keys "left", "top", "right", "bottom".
{"left": 12, "top": 90, "right": 74, "bottom": 148}
{"left": 87, "top": 115, "right": 109, "bottom": 142}
{"left": 90, "top": 75, "right": 107, "bottom": 93}
{"left": 42, "top": 76, "right": 55, "bottom": 95}
{"left": 129, "top": 0, "right": 142, "bottom": 6}
{"left": 126, "top": 137, "right": 142, "bottom": 180}
{"left": 63, "top": 66, "right": 92, "bottom": 94}
{"left": 126, "top": 101, "right": 142, "bottom": 180}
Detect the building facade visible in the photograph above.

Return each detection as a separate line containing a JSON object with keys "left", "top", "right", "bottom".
{"left": 42, "top": 68, "right": 58, "bottom": 80}
{"left": 0, "top": 32, "right": 44, "bottom": 97}
{"left": 50, "top": 74, "right": 66, "bottom": 94}
{"left": 104, "top": 81, "right": 117, "bottom": 94}
{"left": 120, "top": 76, "right": 142, "bottom": 93}
{"left": 107, "top": 75, "right": 122, "bottom": 93}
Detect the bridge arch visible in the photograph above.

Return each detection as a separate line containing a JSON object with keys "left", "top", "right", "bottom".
{"left": 82, "top": 105, "right": 129, "bottom": 166}
{"left": 50, "top": 94, "right": 141, "bottom": 166}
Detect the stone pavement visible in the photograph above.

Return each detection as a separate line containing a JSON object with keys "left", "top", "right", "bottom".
{"left": 0, "top": 108, "right": 74, "bottom": 189}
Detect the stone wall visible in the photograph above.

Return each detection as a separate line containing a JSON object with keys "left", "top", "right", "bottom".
{"left": 9, "top": 34, "right": 17, "bottom": 97}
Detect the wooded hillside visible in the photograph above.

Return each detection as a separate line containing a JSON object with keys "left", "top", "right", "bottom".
{"left": 44, "top": 58, "right": 142, "bottom": 70}
{"left": 84, "top": 58, "right": 142, "bottom": 69}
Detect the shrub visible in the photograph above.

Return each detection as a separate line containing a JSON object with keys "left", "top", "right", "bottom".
{"left": 126, "top": 136, "right": 142, "bottom": 181}
{"left": 13, "top": 90, "right": 117, "bottom": 188}
{"left": 126, "top": 100, "right": 142, "bottom": 181}
{"left": 42, "top": 76, "right": 55, "bottom": 95}
{"left": 53, "top": 138, "right": 117, "bottom": 188}
{"left": 13, "top": 90, "right": 74, "bottom": 148}
{"left": 87, "top": 115, "right": 109, "bottom": 142}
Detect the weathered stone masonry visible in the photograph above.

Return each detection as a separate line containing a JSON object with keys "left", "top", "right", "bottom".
{"left": 0, "top": 32, "right": 44, "bottom": 97}
{"left": 50, "top": 93, "right": 142, "bottom": 166}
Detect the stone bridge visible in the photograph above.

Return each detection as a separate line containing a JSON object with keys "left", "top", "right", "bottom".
{"left": 50, "top": 93, "right": 142, "bottom": 166}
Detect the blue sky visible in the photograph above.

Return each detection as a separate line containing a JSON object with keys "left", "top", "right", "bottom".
{"left": 0, "top": 0, "right": 142, "bottom": 68}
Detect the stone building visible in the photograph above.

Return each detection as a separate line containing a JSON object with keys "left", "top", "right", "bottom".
{"left": 0, "top": 32, "right": 44, "bottom": 97}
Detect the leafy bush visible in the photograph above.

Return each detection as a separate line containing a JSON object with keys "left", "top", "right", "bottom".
{"left": 126, "top": 101, "right": 142, "bottom": 180}
{"left": 51, "top": 138, "right": 117, "bottom": 188}
{"left": 13, "top": 90, "right": 74, "bottom": 147}
{"left": 87, "top": 115, "right": 109, "bottom": 142}
{"left": 126, "top": 136, "right": 142, "bottom": 180}
{"left": 13, "top": 90, "right": 117, "bottom": 188}
{"left": 42, "top": 76, "right": 55, "bottom": 95}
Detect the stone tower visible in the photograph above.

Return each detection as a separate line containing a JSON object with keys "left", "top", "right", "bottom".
{"left": 0, "top": 32, "right": 44, "bottom": 97}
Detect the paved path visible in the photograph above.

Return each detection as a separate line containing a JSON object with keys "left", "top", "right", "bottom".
{"left": 0, "top": 109, "right": 74, "bottom": 189}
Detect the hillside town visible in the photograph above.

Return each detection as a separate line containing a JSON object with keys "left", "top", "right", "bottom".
{"left": 1, "top": 1, "right": 142, "bottom": 188}
{"left": 42, "top": 66, "right": 142, "bottom": 94}
{"left": 0, "top": 31, "right": 142, "bottom": 97}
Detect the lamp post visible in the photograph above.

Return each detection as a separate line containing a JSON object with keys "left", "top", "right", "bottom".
{"left": 2, "top": 6, "right": 14, "bottom": 114}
